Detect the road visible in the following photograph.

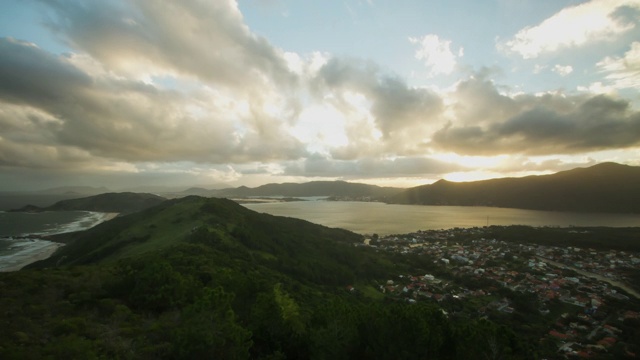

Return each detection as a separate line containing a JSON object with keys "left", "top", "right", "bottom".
{"left": 536, "top": 256, "right": 640, "bottom": 300}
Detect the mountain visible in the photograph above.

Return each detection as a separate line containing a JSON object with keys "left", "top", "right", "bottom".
{"left": 217, "top": 180, "right": 402, "bottom": 198}
{"left": 121, "top": 182, "right": 232, "bottom": 194}
{"left": 0, "top": 186, "right": 114, "bottom": 211}
{"left": 116, "top": 181, "right": 400, "bottom": 199}
{"left": 2, "top": 196, "right": 528, "bottom": 359}
{"left": 391, "top": 162, "right": 640, "bottom": 213}
{"left": 35, "top": 186, "right": 111, "bottom": 195}
{"left": 177, "top": 187, "right": 218, "bottom": 196}
{"left": 10, "top": 192, "right": 166, "bottom": 215}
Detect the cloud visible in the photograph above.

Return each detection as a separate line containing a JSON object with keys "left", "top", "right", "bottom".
{"left": 3, "top": 0, "right": 640, "bottom": 190}
{"left": 39, "top": 0, "right": 296, "bottom": 90}
{"left": 489, "top": 157, "right": 598, "bottom": 174}
{"left": 433, "top": 85, "right": 640, "bottom": 155}
{"left": 499, "top": 0, "right": 640, "bottom": 59}
{"left": 552, "top": 64, "right": 573, "bottom": 76}
{"left": 283, "top": 154, "right": 463, "bottom": 179}
{"left": 597, "top": 41, "right": 640, "bottom": 89}
{"left": 1, "top": 1, "right": 449, "bottom": 185}
{"left": 409, "top": 34, "right": 462, "bottom": 76}
{"left": 0, "top": 37, "right": 306, "bottom": 170}
{"left": 313, "top": 57, "right": 444, "bottom": 155}
{"left": 0, "top": 38, "right": 92, "bottom": 107}
{"left": 448, "top": 73, "right": 522, "bottom": 126}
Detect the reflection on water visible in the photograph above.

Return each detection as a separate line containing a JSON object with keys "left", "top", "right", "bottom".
{"left": 243, "top": 201, "right": 640, "bottom": 235}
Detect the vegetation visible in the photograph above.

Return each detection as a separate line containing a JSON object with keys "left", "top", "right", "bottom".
{"left": 391, "top": 162, "right": 640, "bottom": 213}
{"left": 2, "top": 197, "right": 531, "bottom": 359}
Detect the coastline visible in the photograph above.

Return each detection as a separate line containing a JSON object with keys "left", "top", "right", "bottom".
{"left": 0, "top": 241, "right": 65, "bottom": 272}
{"left": 103, "top": 212, "right": 119, "bottom": 221}
{"left": 0, "top": 211, "right": 119, "bottom": 272}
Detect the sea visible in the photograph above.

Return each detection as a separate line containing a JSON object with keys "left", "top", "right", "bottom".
{"left": 243, "top": 200, "right": 640, "bottom": 235}
{"left": 0, "top": 211, "right": 115, "bottom": 271}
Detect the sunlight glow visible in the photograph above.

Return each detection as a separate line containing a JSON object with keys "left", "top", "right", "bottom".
{"left": 290, "top": 104, "right": 349, "bottom": 153}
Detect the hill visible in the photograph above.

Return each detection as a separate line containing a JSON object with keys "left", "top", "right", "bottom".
{"left": 1, "top": 197, "right": 529, "bottom": 359}
{"left": 35, "top": 186, "right": 111, "bottom": 195}
{"left": 9, "top": 192, "right": 166, "bottom": 215}
{"left": 216, "top": 180, "right": 402, "bottom": 199}
{"left": 391, "top": 162, "right": 640, "bottom": 213}
{"left": 30, "top": 196, "right": 365, "bottom": 269}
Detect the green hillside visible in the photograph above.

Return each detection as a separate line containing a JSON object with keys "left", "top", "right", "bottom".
{"left": 2, "top": 197, "right": 529, "bottom": 359}
{"left": 391, "top": 162, "right": 640, "bottom": 213}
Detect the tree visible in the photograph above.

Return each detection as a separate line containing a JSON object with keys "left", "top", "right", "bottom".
{"left": 171, "top": 287, "right": 252, "bottom": 359}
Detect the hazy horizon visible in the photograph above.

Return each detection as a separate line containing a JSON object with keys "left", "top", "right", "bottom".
{"left": 1, "top": 0, "right": 639, "bottom": 191}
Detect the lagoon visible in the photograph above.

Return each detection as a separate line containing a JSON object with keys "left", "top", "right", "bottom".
{"left": 243, "top": 201, "right": 640, "bottom": 235}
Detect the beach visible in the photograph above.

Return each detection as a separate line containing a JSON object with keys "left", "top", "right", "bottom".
{"left": 0, "top": 240, "right": 65, "bottom": 272}
{"left": 0, "top": 211, "right": 119, "bottom": 271}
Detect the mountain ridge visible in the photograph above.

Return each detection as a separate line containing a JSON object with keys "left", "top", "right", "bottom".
{"left": 390, "top": 162, "right": 640, "bottom": 213}
{"left": 9, "top": 192, "right": 166, "bottom": 215}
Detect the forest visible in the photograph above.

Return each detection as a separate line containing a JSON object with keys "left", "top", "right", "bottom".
{"left": 0, "top": 197, "right": 582, "bottom": 359}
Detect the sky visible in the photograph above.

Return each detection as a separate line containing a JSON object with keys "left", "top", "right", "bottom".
{"left": 0, "top": 0, "right": 639, "bottom": 191}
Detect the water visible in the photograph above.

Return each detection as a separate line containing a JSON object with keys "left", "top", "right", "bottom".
{"left": 0, "top": 211, "right": 110, "bottom": 238}
{"left": 243, "top": 201, "right": 640, "bottom": 235}
{"left": 0, "top": 211, "right": 116, "bottom": 271}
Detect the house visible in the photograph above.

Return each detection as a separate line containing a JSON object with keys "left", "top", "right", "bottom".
{"left": 549, "top": 330, "right": 570, "bottom": 340}
{"left": 597, "top": 337, "right": 617, "bottom": 347}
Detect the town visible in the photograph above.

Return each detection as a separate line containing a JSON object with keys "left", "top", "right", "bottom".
{"left": 355, "top": 227, "right": 640, "bottom": 358}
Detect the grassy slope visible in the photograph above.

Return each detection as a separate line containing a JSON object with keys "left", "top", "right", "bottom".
{"left": 30, "top": 197, "right": 372, "bottom": 278}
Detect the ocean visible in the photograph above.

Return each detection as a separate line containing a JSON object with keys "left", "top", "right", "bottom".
{"left": 0, "top": 211, "right": 116, "bottom": 271}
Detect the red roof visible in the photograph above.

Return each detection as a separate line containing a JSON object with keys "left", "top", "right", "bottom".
{"left": 597, "top": 337, "right": 617, "bottom": 347}
{"left": 549, "top": 330, "right": 569, "bottom": 339}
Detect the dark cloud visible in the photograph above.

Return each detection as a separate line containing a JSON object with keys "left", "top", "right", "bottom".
{"left": 451, "top": 74, "right": 519, "bottom": 125}
{"left": 0, "top": 38, "right": 91, "bottom": 107}
{"left": 433, "top": 75, "right": 640, "bottom": 155}
{"left": 315, "top": 58, "right": 443, "bottom": 139}
{"left": 0, "top": 37, "right": 305, "bottom": 169}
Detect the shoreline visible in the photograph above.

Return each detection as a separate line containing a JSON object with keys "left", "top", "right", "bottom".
{"left": 0, "top": 211, "right": 119, "bottom": 272}
{"left": 101, "top": 212, "right": 119, "bottom": 222}
{"left": 0, "top": 241, "right": 65, "bottom": 272}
